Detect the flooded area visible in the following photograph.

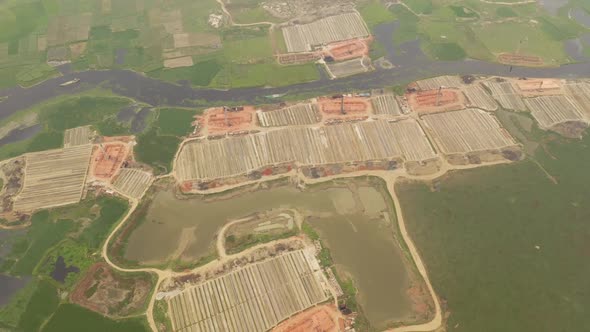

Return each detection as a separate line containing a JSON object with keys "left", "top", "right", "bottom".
{"left": 0, "top": 275, "right": 31, "bottom": 307}
{"left": 0, "top": 124, "right": 41, "bottom": 147}
{"left": 50, "top": 256, "right": 80, "bottom": 283}
{"left": 116, "top": 105, "right": 153, "bottom": 134}
{"left": 125, "top": 178, "right": 414, "bottom": 326}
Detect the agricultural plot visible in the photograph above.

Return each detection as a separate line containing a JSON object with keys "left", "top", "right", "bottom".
{"left": 64, "top": 126, "right": 93, "bottom": 147}
{"left": 524, "top": 96, "right": 587, "bottom": 129}
{"left": 46, "top": 14, "right": 92, "bottom": 47}
{"left": 564, "top": 83, "right": 590, "bottom": 117}
{"left": 282, "top": 13, "right": 370, "bottom": 53}
{"left": 256, "top": 104, "right": 320, "bottom": 127}
{"left": 326, "top": 57, "right": 370, "bottom": 78}
{"left": 462, "top": 84, "right": 498, "bottom": 111}
{"left": 13, "top": 145, "right": 92, "bottom": 212}
{"left": 422, "top": 109, "right": 516, "bottom": 155}
{"left": 175, "top": 119, "right": 436, "bottom": 181}
{"left": 415, "top": 76, "right": 463, "bottom": 90}
{"left": 483, "top": 81, "right": 526, "bottom": 111}
{"left": 112, "top": 168, "right": 153, "bottom": 199}
{"left": 371, "top": 94, "right": 403, "bottom": 116}
{"left": 168, "top": 250, "right": 329, "bottom": 332}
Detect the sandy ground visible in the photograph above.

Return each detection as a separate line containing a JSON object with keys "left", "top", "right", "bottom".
{"left": 272, "top": 304, "right": 344, "bottom": 332}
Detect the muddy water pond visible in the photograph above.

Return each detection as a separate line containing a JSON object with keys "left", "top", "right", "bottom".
{"left": 125, "top": 179, "right": 413, "bottom": 326}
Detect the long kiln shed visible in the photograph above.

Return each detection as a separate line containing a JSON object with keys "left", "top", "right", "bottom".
{"left": 421, "top": 109, "right": 518, "bottom": 155}
{"left": 13, "top": 144, "right": 92, "bottom": 212}
{"left": 281, "top": 12, "right": 370, "bottom": 53}
{"left": 174, "top": 119, "right": 437, "bottom": 182}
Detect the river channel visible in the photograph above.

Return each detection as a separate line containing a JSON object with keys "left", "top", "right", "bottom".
{"left": 0, "top": 21, "right": 589, "bottom": 122}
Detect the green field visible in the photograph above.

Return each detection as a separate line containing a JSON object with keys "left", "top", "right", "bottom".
{"left": 397, "top": 132, "right": 590, "bottom": 331}
{"left": 42, "top": 304, "right": 148, "bottom": 332}
{"left": 156, "top": 108, "right": 200, "bottom": 136}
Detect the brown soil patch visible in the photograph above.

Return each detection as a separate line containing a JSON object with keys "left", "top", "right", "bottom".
{"left": 318, "top": 96, "right": 370, "bottom": 122}
{"left": 203, "top": 106, "right": 256, "bottom": 136}
{"left": 512, "top": 78, "right": 564, "bottom": 96}
{"left": 498, "top": 53, "right": 544, "bottom": 67}
{"left": 164, "top": 56, "right": 194, "bottom": 68}
{"left": 90, "top": 142, "right": 129, "bottom": 180}
{"left": 324, "top": 37, "right": 372, "bottom": 61}
{"left": 272, "top": 304, "right": 344, "bottom": 332}
{"left": 278, "top": 52, "right": 322, "bottom": 65}
{"left": 406, "top": 88, "right": 465, "bottom": 114}
{"left": 69, "top": 42, "right": 87, "bottom": 59}
{"left": 70, "top": 263, "right": 152, "bottom": 317}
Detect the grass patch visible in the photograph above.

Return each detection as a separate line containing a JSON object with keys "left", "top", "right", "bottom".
{"left": 42, "top": 304, "right": 148, "bottom": 332}
{"left": 156, "top": 108, "right": 199, "bottom": 136}
{"left": 0, "top": 279, "right": 37, "bottom": 328}
{"left": 225, "top": 230, "right": 298, "bottom": 255}
{"left": 78, "top": 197, "right": 128, "bottom": 250}
{"left": 496, "top": 7, "right": 517, "bottom": 18}
{"left": 392, "top": 5, "right": 419, "bottom": 44}
{"left": 147, "top": 58, "right": 223, "bottom": 86}
{"left": 135, "top": 129, "right": 181, "bottom": 175}
{"left": 211, "top": 63, "right": 319, "bottom": 88}
{"left": 16, "top": 279, "right": 59, "bottom": 332}
{"left": 359, "top": 1, "right": 397, "bottom": 28}
{"left": 397, "top": 133, "right": 590, "bottom": 331}
{"left": 424, "top": 42, "right": 466, "bottom": 60}
{"left": 404, "top": 0, "right": 434, "bottom": 15}
{"left": 449, "top": 5, "right": 478, "bottom": 18}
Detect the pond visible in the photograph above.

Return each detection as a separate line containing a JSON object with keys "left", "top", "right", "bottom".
{"left": 124, "top": 178, "right": 414, "bottom": 327}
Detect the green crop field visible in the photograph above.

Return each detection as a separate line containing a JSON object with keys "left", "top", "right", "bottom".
{"left": 135, "top": 129, "right": 182, "bottom": 175}
{"left": 397, "top": 132, "right": 590, "bottom": 331}
{"left": 43, "top": 304, "right": 149, "bottom": 332}
{"left": 156, "top": 108, "right": 200, "bottom": 137}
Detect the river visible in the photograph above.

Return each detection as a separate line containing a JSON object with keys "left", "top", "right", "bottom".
{"left": 0, "top": 22, "right": 589, "bottom": 121}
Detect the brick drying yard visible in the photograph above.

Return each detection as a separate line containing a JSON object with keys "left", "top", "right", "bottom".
{"left": 63, "top": 126, "right": 93, "bottom": 147}
{"left": 371, "top": 94, "right": 403, "bottom": 117}
{"left": 421, "top": 109, "right": 517, "bottom": 155}
{"left": 168, "top": 250, "right": 329, "bottom": 332}
{"left": 524, "top": 95, "right": 588, "bottom": 129}
{"left": 257, "top": 104, "right": 320, "bottom": 127}
{"left": 406, "top": 88, "right": 466, "bottom": 114}
{"left": 90, "top": 142, "right": 130, "bottom": 180}
{"left": 281, "top": 12, "right": 369, "bottom": 53}
{"left": 13, "top": 145, "right": 92, "bottom": 212}
{"left": 483, "top": 81, "right": 526, "bottom": 111}
{"left": 175, "top": 119, "right": 436, "bottom": 182}
{"left": 112, "top": 168, "right": 153, "bottom": 199}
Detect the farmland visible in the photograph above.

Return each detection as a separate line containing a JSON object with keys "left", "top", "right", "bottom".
{"left": 421, "top": 109, "right": 518, "bottom": 156}
{"left": 396, "top": 133, "right": 590, "bottom": 331}
{"left": 13, "top": 145, "right": 92, "bottom": 212}
{"left": 168, "top": 250, "right": 329, "bottom": 332}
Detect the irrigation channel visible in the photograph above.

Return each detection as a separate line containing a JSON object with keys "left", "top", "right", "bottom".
{"left": 1, "top": 22, "right": 590, "bottom": 120}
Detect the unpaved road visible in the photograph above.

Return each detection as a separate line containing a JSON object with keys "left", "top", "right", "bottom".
{"left": 101, "top": 156, "right": 513, "bottom": 332}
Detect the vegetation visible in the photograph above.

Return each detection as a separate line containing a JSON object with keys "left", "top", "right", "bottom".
{"left": 42, "top": 304, "right": 149, "bottom": 332}
{"left": 135, "top": 129, "right": 181, "bottom": 174}
{"left": 397, "top": 132, "right": 590, "bottom": 331}
{"left": 359, "top": 1, "right": 397, "bottom": 29}
{"left": 225, "top": 229, "right": 298, "bottom": 255}
{"left": 156, "top": 108, "right": 199, "bottom": 137}
{"left": 424, "top": 42, "right": 467, "bottom": 60}
{"left": 16, "top": 280, "right": 59, "bottom": 332}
